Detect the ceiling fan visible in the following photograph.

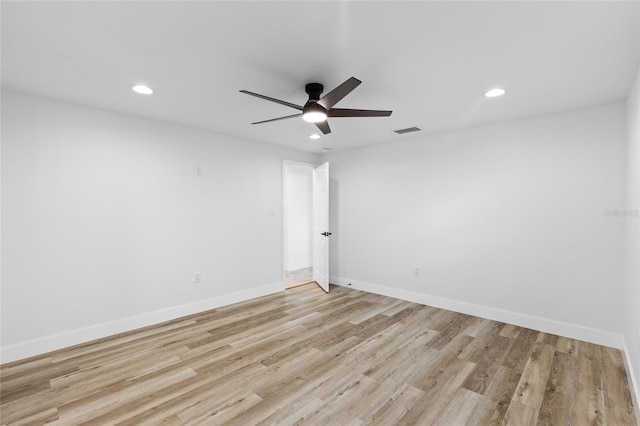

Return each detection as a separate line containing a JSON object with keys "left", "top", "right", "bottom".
{"left": 239, "top": 77, "right": 392, "bottom": 135}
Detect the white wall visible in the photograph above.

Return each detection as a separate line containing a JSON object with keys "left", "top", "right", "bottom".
{"left": 623, "top": 67, "right": 640, "bottom": 411}
{"left": 283, "top": 163, "right": 313, "bottom": 271}
{"left": 1, "top": 88, "right": 633, "bottom": 373}
{"left": 0, "top": 90, "right": 319, "bottom": 362}
{"left": 324, "top": 103, "right": 627, "bottom": 347}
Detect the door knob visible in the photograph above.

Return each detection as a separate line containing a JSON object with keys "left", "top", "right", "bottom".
{"left": 321, "top": 232, "right": 332, "bottom": 237}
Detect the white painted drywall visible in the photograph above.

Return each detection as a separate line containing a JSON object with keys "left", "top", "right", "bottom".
{"left": 1, "top": 88, "right": 633, "bottom": 371}
{"left": 0, "top": 90, "right": 319, "bottom": 362}
{"left": 324, "top": 103, "right": 627, "bottom": 345}
{"left": 283, "top": 163, "right": 313, "bottom": 271}
{"left": 623, "top": 66, "right": 640, "bottom": 409}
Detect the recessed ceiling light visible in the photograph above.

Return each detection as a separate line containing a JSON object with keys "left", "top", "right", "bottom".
{"left": 132, "top": 84, "right": 154, "bottom": 95}
{"left": 484, "top": 88, "right": 506, "bottom": 98}
{"left": 309, "top": 134, "right": 321, "bottom": 140}
{"left": 322, "top": 148, "right": 332, "bottom": 152}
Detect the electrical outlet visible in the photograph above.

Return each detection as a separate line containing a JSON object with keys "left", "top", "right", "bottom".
{"left": 195, "top": 167, "right": 202, "bottom": 176}
{"left": 194, "top": 272, "right": 201, "bottom": 284}
{"left": 413, "top": 267, "right": 421, "bottom": 277}
{"left": 268, "top": 208, "right": 276, "bottom": 217}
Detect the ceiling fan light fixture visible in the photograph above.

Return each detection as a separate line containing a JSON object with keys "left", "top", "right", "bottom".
{"left": 302, "top": 111, "right": 328, "bottom": 123}
{"left": 302, "top": 103, "right": 328, "bottom": 123}
{"left": 484, "top": 88, "right": 506, "bottom": 98}
{"left": 239, "top": 77, "right": 392, "bottom": 136}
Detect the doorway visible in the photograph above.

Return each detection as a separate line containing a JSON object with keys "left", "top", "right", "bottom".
{"left": 283, "top": 160, "right": 315, "bottom": 289}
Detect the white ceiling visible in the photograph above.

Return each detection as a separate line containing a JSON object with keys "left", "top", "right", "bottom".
{"left": 2, "top": 1, "right": 638, "bottom": 153}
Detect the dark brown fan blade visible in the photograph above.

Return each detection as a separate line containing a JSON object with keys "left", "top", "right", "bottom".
{"left": 239, "top": 90, "right": 303, "bottom": 111}
{"left": 251, "top": 113, "right": 302, "bottom": 125}
{"left": 315, "top": 120, "right": 331, "bottom": 135}
{"left": 317, "top": 77, "right": 361, "bottom": 110}
{"left": 328, "top": 108, "right": 393, "bottom": 117}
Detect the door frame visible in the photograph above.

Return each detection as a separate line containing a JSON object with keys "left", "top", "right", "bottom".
{"left": 282, "top": 159, "right": 316, "bottom": 290}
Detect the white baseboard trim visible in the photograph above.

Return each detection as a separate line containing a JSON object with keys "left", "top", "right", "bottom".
{"left": 330, "top": 275, "right": 623, "bottom": 349}
{"left": 621, "top": 336, "right": 640, "bottom": 422}
{"left": 0, "top": 283, "right": 284, "bottom": 364}
{"left": 285, "top": 261, "right": 312, "bottom": 272}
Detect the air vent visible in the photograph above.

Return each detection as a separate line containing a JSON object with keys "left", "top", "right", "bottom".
{"left": 393, "top": 127, "right": 422, "bottom": 135}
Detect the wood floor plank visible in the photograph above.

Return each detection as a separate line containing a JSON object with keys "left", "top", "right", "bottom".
{"left": 426, "top": 313, "right": 475, "bottom": 350}
{"left": 511, "top": 342, "right": 556, "bottom": 409}
{"left": 467, "top": 394, "right": 511, "bottom": 426}
{"left": 49, "top": 317, "right": 203, "bottom": 364}
{"left": 367, "top": 384, "right": 424, "bottom": 425}
{"left": 398, "top": 358, "right": 478, "bottom": 424}
{"left": 179, "top": 390, "right": 263, "bottom": 425}
{"left": 112, "top": 362, "right": 270, "bottom": 425}
{"left": 254, "top": 397, "right": 325, "bottom": 425}
{"left": 303, "top": 374, "right": 381, "bottom": 424}
{"left": 351, "top": 375, "right": 424, "bottom": 423}
{"left": 458, "top": 320, "right": 506, "bottom": 363}
{"left": 537, "top": 386, "right": 572, "bottom": 426}
{"left": 502, "top": 327, "right": 540, "bottom": 374}
{"left": 55, "top": 367, "right": 199, "bottom": 424}
{"left": 503, "top": 400, "right": 541, "bottom": 425}
{"left": 499, "top": 323, "right": 522, "bottom": 339}
{"left": 556, "top": 335, "right": 579, "bottom": 356}
{"left": 482, "top": 365, "right": 523, "bottom": 424}
{"left": 363, "top": 331, "right": 438, "bottom": 384}
{"left": 602, "top": 345, "right": 637, "bottom": 425}
{"left": 379, "top": 300, "right": 419, "bottom": 317}
{"left": 461, "top": 335, "right": 512, "bottom": 395}
{"left": 0, "top": 283, "right": 636, "bottom": 426}
{"left": 536, "top": 332, "right": 559, "bottom": 346}
{"left": 537, "top": 351, "right": 576, "bottom": 426}
{"left": 572, "top": 341, "right": 608, "bottom": 425}
{"left": 304, "top": 321, "right": 422, "bottom": 402}
{"left": 5, "top": 407, "right": 59, "bottom": 426}
{"left": 0, "top": 357, "right": 52, "bottom": 380}
{"left": 433, "top": 387, "right": 483, "bottom": 425}
{"left": 407, "top": 334, "right": 476, "bottom": 392}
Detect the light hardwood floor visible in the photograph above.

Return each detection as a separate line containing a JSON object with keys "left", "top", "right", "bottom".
{"left": 284, "top": 267, "right": 313, "bottom": 289}
{"left": 1, "top": 284, "right": 637, "bottom": 425}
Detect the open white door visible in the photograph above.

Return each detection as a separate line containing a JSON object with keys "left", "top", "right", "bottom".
{"left": 312, "top": 162, "right": 330, "bottom": 292}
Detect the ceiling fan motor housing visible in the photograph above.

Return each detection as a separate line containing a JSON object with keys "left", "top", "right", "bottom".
{"left": 303, "top": 83, "right": 328, "bottom": 122}
{"left": 305, "top": 83, "right": 324, "bottom": 103}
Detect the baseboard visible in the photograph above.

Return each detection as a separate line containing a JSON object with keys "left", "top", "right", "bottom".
{"left": 330, "top": 275, "right": 623, "bottom": 349}
{"left": 622, "top": 336, "right": 640, "bottom": 422}
{"left": 285, "top": 261, "right": 312, "bottom": 272}
{"left": 0, "top": 282, "right": 284, "bottom": 364}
